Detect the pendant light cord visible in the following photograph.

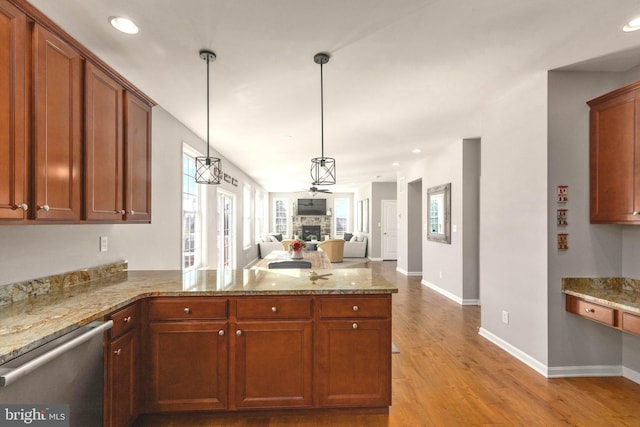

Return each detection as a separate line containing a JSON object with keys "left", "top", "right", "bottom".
{"left": 206, "top": 56, "right": 211, "bottom": 158}
{"left": 320, "top": 61, "right": 324, "bottom": 158}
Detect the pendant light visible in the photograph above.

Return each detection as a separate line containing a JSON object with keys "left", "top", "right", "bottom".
{"left": 310, "top": 52, "right": 336, "bottom": 186}
{"left": 195, "top": 49, "right": 223, "bottom": 184}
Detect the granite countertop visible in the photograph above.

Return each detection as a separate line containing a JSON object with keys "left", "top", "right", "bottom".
{"left": 562, "top": 277, "right": 640, "bottom": 315}
{"left": 0, "top": 268, "right": 397, "bottom": 364}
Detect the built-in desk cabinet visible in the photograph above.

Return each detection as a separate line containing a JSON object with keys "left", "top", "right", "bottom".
{"left": 0, "top": 0, "right": 153, "bottom": 225}
{"left": 566, "top": 294, "right": 640, "bottom": 336}
{"left": 588, "top": 81, "right": 640, "bottom": 224}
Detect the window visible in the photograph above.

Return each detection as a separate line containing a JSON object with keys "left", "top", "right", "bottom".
{"left": 273, "top": 198, "right": 289, "bottom": 236}
{"left": 255, "top": 189, "right": 266, "bottom": 242}
{"left": 334, "top": 198, "right": 349, "bottom": 236}
{"left": 243, "top": 183, "right": 251, "bottom": 249}
{"left": 182, "top": 148, "right": 204, "bottom": 270}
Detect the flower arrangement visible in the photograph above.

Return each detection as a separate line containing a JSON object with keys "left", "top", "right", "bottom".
{"left": 289, "top": 238, "right": 306, "bottom": 252}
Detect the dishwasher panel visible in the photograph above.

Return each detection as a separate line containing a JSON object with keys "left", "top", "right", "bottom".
{"left": 0, "top": 321, "right": 112, "bottom": 427}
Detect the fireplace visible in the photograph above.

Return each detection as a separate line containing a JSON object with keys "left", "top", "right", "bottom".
{"left": 302, "top": 225, "right": 321, "bottom": 241}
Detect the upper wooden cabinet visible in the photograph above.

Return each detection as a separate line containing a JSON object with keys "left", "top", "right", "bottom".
{"left": 588, "top": 82, "right": 640, "bottom": 224}
{"left": 84, "top": 63, "right": 152, "bottom": 223}
{"left": 0, "top": 0, "right": 28, "bottom": 221}
{"left": 0, "top": 0, "right": 154, "bottom": 225}
{"left": 32, "top": 24, "right": 82, "bottom": 221}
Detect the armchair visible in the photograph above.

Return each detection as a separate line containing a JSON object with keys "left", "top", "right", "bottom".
{"left": 317, "top": 239, "right": 345, "bottom": 263}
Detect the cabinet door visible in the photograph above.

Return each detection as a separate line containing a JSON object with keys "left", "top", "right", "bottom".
{"left": 123, "top": 92, "right": 151, "bottom": 223}
{"left": 106, "top": 328, "right": 138, "bottom": 427}
{"left": 233, "top": 321, "right": 313, "bottom": 409}
{"left": 590, "top": 93, "right": 639, "bottom": 223}
{"left": 85, "top": 61, "right": 124, "bottom": 221}
{"left": 32, "top": 24, "right": 82, "bottom": 221}
{"left": 147, "top": 321, "right": 228, "bottom": 412}
{"left": 0, "top": 0, "right": 28, "bottom": 221}
{"left": 316, "top": 319, "right": 391, "bottom": 408}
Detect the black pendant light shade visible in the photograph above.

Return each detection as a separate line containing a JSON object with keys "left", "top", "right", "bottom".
{"left": 310, "top": 52, "right": 336, "bottom": 186}
{"left": 195, "top": 49, "right": 223, "bottom": 184}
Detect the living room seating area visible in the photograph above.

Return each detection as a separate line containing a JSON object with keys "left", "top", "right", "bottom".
{"left": 258, "top": 233, "right": 368, "bottom": 259}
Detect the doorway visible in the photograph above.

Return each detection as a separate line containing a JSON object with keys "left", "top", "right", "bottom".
{"left": 381, "top": 200, "right": 397, "bottom": 260}
{"left": 217, "top": 191, "right": 235, "bottom": 269}
{"left": 407, "top": 179, "right": 422, "bottom": 275}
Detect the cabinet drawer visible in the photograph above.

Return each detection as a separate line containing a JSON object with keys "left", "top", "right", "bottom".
{"left": 148, "top": 298, "right": 228, "bottom": 320}
{"left": 566, "top": 296, "right": 615, "bottom": 326}
{"left": 107, "top": 303, "right": 138, "bottom": 339}
{"left": 236, "top": 297, "right": 312, "bottom": 320}
{"left": 319, "top": 296, "right": 390, "bottom": 319}
{"left": 622, "top": 312, "right": 640, "bottom": 335}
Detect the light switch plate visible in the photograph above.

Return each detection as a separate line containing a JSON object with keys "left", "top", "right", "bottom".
{"left": 100, "top": 236, "right": 108, "bottom": 252}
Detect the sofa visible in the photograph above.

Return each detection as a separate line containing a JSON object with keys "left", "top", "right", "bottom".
{"left": 258, "top": 233, "right": 290, "bottom": 258}
{"left": 343, "top": 233, "right": 368, "bottom": 258}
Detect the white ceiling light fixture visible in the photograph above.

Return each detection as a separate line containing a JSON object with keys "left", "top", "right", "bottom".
{"left": 195, "top": 49, "right": 223, "bottom": 185}
{"left": 310, "top": 52, "right": 336, "bottom": 186}
{"left": 412, "top": 148, "right": 421, "bottom": 153}
{"left": 623, "top": 17, "right": 640, "bottom": 32}
{"left": 108, "top": 16, "right": 139, "bottom": 34}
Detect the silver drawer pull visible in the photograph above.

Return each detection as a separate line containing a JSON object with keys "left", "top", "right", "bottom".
{"left": 218, "top": 330, "right": 225, "bottom": 336}
{"left": 352, "top": 323, "right": 358, "bottom": 329}
{"left": 184, "top": 308, "right": 191, "bottom": 314}
{"left": 123, "top": 316, "right": 132, "bottom": 323}
{"left": 38, "top": 204, "right": 50, "bottom": 212}
{"left": 114, "top": 348, "right": 122, "bottom": 356}
{"left": 14, "top": 203, "right": 28, "bottom": 211}
{"left": 236, "top": 330, "right": 242, "bottom": 336}
{"left": 585, "top": 308, "right": 595, "bottom": 313}
{"left": 352, "top": 305, "right": 359, "bottom": 312}
{"left": 271, "top": 306, "right": 278, "bottom": 313}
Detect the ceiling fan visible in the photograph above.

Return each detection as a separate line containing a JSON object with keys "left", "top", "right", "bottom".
{"left": 298, "top": 185, "right": 332, "bottom": 197}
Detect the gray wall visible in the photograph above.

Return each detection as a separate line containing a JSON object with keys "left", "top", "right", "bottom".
{"left": 407, "top": 180, "right": 422, "bottom": 274}
{"left": 0, "top": 106, "right": 265, "bottom": 285}
{"left": 462, "top": 139, "right": 480, "bottom": 301}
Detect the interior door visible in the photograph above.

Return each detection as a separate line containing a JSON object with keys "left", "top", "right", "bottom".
{"left": 381, "top": 200, "right": 397, "bottom": 260}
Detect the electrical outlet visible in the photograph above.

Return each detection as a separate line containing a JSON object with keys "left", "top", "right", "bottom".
{"left": 502, "top": 310, "right": 509, "bottom": 325}
{"left": 100, "top": 236, "right": 108, "bottom": 252}
{"left": 439, "top": 271, "right": 442, "bottom": 279}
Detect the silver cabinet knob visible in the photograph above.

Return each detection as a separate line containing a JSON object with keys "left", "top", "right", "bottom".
{"left": 123, "top": 316, "right": 132, "bottom": 323}
{"left": 218, "top": 330, "right": 225, "bottom": 336}
{"left": 585, "top": 308, "right": 595, "bottom": 313}
{"left": 633, "top": 211, "right": 639, "bottom": 216}
{"left": 114, "top": 349, "right": 122, "bottom": 356}
{"left": 236, "top": 330, "right": 242, "bottom": 336}
{"left": 119, "top": 210, "right": 125, "bottom": 215}
{"left": 271, "top": 306, "right": 278, "bottom": 313}
{"left": 184, "top": 307, "right": 191, "bottom": 314}
{"left": 128, "top": 210, "right": 135, "bottom": 215}
{"left": 352, "top": 323, "right": 358, "bottom": 329}
{"left": 352, "top": 305, "right": 359, "bottom": 312}
{"left": 14, "top": 203, "right": 28, "bottom": 211}
{"left": 38, "top": 204, "right": 50, "bottom": 211}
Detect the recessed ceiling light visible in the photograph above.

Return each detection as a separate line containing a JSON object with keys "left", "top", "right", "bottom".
{"left": 392, "top": 162, "right": 399, "bottom": 166}
{"left": 412, "top": 148, "right": 421, "bottom": 153}
{"left": 623, "top": 17, "right": 640, "bottom": 32}
{"left": 108, "top": 16, "right": 139, "bottom": 34}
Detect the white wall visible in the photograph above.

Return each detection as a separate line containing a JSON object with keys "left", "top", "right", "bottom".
{"left": 0, "top": 106, "right": 265, "bottom": 285}
{"left": 479, "top": 71, "right": 549, "bottom": 366}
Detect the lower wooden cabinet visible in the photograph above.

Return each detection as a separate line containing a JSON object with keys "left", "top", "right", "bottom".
{"left": 104, "top": 303, "right": 139, "bottom": 427}
{"left": 117, "top": 294, "right": 392, "bottom": 421}
{"left": 106, "top": 329, "right": 137, "bottom": 427}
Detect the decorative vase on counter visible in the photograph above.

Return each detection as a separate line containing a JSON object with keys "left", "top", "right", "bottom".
{"left": 289, "top": 238, "right": 306, "bottom": 259}
{"left": 290, "top": 249, "right": 304, "bottom": 259}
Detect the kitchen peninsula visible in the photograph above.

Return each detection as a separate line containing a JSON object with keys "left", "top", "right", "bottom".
{"left": 0, "top": 263, "right": 397, "bottom": 425}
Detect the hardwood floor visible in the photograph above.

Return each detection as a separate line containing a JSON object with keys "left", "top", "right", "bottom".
{"left": 134, "top": 261, "right": 640, "bottom": 426}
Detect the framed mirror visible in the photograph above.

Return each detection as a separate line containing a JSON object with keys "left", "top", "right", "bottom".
{"left": 427, "top": 183, "right": 451, "bottom": 244}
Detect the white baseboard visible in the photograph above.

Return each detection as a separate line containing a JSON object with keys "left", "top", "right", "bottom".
{"left": 421, "top": 280, "right": 480, "bottom": 306}
{"left": 478, "top": 327, "right": 548, "bottom": 377}
{"left": 623, "top": 366, "right": 640, "bottom": 384}
{"left": 368, "top": 257, "right": 383, "bottom": 262}
{"left": 547, "top": 365, "right": 622, "bottom": 378}
{"left": 395, "top": 267, "right": 422, "bottom": 277}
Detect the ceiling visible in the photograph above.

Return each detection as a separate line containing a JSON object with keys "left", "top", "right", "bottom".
{"left": 28, "top": 0, "right": 640, "bottom": 193}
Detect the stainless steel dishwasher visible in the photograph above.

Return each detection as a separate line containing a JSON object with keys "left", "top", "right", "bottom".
{"left": 0, "top": 320, "right": 113, "bottom": 427}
